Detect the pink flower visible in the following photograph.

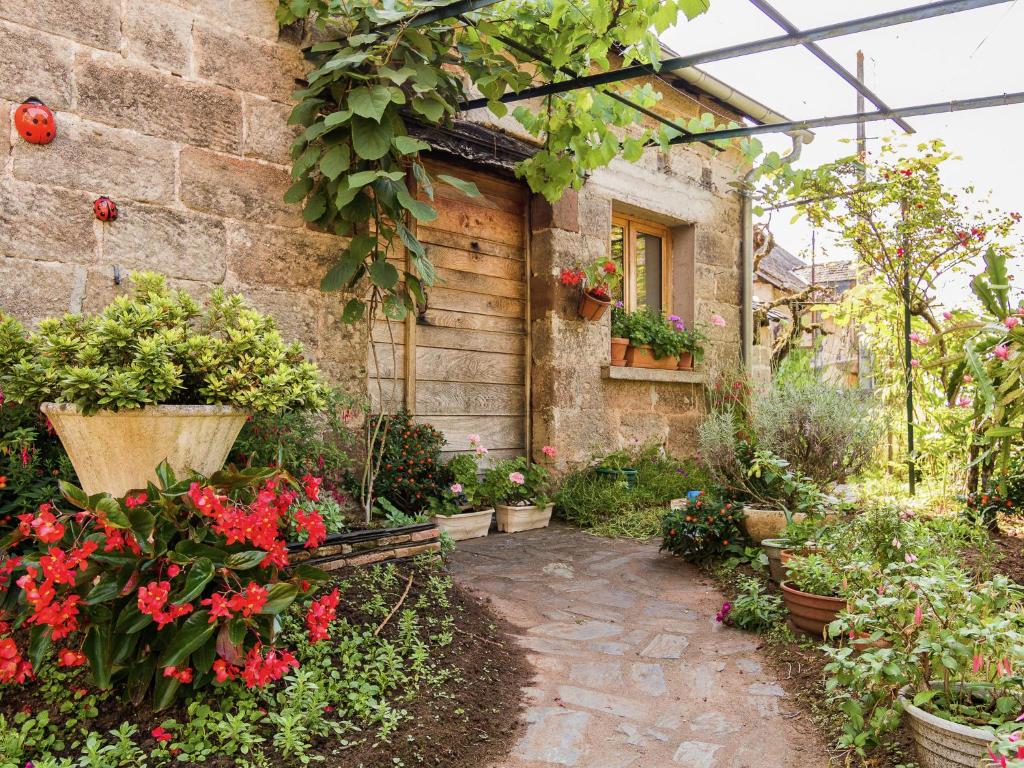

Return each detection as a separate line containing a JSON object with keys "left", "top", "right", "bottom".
{"left": 943, "top": 311, "right": 953, "bottom": 320}
{"left": 913, "top": 604, "right": 923, "bottom": 626}
{"left": 467, "top": 433, "right": 481, "bottom": 447}
{"left": 994, "top": 344, "right": 1010, "bottom": 360}
{"left": 474, "top": 445, "right": 488, "bottom": 457}
{"left": 450, "top": 483, "right": 463, "bottom": 494}
{"left": 973, "top": 653, "right": 984, "bottom": 673}
{"left": 958, "top": 396, "right": 973, "bottom": 408}
{"left": 910, "top": 359, "right": 920, "bottom": 368}
{"left": 1006, "top": 317, "right": 1021, "bottom": 329}
{"left": 909, "top": 332, "right": 926, "bottom": 345}
{"left": 904, "top": 553, "right": 918, "bottom": 563}
{"left": 709, "top": 314, "right": 726, "bottom": 328}
{"left": 542, "top": 445, "right": 556, "bottom": 458}
{"left": 964, "top": 374, "right": 974, "bottom": 383}
{"left": 509, "top": 472, "right": 525, "bottom": 485}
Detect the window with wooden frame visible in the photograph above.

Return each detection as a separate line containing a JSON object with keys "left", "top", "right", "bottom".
{"left": 610, "top": 215, "right": 672, "bottom": 314}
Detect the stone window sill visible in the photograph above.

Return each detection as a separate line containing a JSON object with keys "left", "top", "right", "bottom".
{"left": 601, "top": 365, "right": 706, "bottom": 384}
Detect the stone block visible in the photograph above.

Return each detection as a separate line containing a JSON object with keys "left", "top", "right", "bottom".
{"left": 409, "top": 528, "right": 439, "bottom": 543}
{"left": 101, "top": 202, "right": 228, "bottom": 281}
{"left": 393, "top": 542, "right": 441, "bottom": 559}
{"left": 0, "top": 257, "right": 82, "bottom": 325}
{"left": 243, "top": 96, "right": 298, "bottom": 165}
{"left": 0, "top": 0, "right": 120, "bottom": 50}
{"left": 666, "top": 413, "right": 701, "bottom": 458}
{"left": 577, "top": 188, "right": 611, "bottom": 240}
{"left": 168, "top": 0, "right": 279, "bottom": 39}
{"left": 180, "top": 147, "right": 299, "bottom": 226}
{"left": 318, "top": 292, "right": 369, "bottom": 366}
{"left": 0, "top": 21, "right": 73, "bottom": 108}
{"left": 81, "top": 271, "right": 208, "bottom": 314}
{"left": 12, "top": 116, "right": 176, "bottom": 204}
{"left": 226, "top": 222, "right": 341, "bottom": 289}
{"left": 713, "top": 266, "right": 741, "bottom": 304}
{"left": 221, "top": 283, "right": 320, "bottom": 353}
{"left": 75, "top": 53, "right": 242, "bottom": 153}
{"left": 531, "top": 188, "right": 579, "bottom": 233}
{"left": 602, "top": 380, "right": 656, "bottom": 414}
{"left": 123, "top": 0, "right": 193, "bottom": 75}
{"left": 193, "top": 23, "right": 306, "bottom": 102}
{"left": 0, "top": 180, "right": 97, "bottom": 264}
{"left": 652, "top": 383, "right": 699, "bottom": 414}
{"left": 617, "top": 410, "right": 669, "bottom": 448}
{"left": 0, "top": 100, "right": 10, "bottom": 156}
{"left": 695, "top": 228, "right": 740, "bottom": 269}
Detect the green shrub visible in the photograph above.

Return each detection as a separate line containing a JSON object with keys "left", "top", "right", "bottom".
{"left": 0, "top": 272, "right": 325, "bottom": 414}
{"left": 784, "top": 552, "right": 845, "bottom": 596}
{"left": 367, "top": 411, "right": 450, "bottom": 514}
{"left": 726, "top": 575, "right": 785, "bottom": 631}
{"left": 660, "top": 496, "right": 744, "bottom": 561}
{"left": 752, "top": 379, "right": 881, "bottom": 486}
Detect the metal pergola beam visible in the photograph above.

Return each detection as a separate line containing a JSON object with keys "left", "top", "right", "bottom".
{"left": 457, "top": 16, "right": 722, "bottom": 151}
{"left": 460, "top": 0, "right": 1011, "bottom": 111}
{"left": 747, "top": 0, "right": 915, "bottom": 134}
{"left": 380, "top": 0, "right": 501, "bottom": 30}
{"left": 666, "top": 91, "right": 1024, "bottom": 144}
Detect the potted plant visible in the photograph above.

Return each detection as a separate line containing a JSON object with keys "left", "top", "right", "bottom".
{"left": 594, "top": 447, "right": 640, "bottom": 488}
{"left": 624, "top": 308, "right": 679, "bottom": 369}
{"left": 610, "top": 304, "right": 630, "bottom": 366}
{"left": 780, "top": 552, "right": 848, "bottom": 638}
{"left": 669, "top": 317, "right": 708, "bottom": 371}
{"left": 481, "top": 453, "right": 555, "bottom": 533}
{"left": 427, "top": 438, "right": 493, "bottom": 540}
{"left": 561, "top": 259, "right": 622, "bottom": 321}
{"left": 0, "top": 272, "right": 325, "bottom": 497}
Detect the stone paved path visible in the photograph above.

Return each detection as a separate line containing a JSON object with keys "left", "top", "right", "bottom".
{"left": 449, "top": 524, "right": 824, "bottom": 768}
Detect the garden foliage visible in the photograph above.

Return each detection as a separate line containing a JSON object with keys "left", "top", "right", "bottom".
{"left": 366, "top": 411, "right": 449, "bottom": 514}
{"left": 660, "top": 496, "right": 744, "bottom": 562}
{"left": 0, "top": 273, "right": 324, "bottom": 414}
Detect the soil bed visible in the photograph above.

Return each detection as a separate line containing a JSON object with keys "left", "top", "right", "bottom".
{"left": 1, "top": 560, "right": 531, "bottom": 768}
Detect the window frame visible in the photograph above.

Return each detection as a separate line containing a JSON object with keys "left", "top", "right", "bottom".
{"left": 611, "top": 213, "right": 673, "bottom": 315}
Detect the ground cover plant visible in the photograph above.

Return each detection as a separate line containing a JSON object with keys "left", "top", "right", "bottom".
{"left": 554, "top": 444, "right": 712, "bottom": 538}
{"left": 0, "top": 558, "right": 528, "bottom": 767}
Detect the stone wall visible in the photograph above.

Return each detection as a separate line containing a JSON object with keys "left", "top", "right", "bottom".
{"left": 530, "top": 143, "right": 745, "bottom": 468}
{"left": 0, "top": 0, "right": 366, "bottom": 394}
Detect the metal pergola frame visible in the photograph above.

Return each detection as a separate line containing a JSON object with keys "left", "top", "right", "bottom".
{"left": 381, "top": 0, "right": 1022, "bottom": 496}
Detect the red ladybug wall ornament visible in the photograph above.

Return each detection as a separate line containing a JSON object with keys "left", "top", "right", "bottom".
{"left": 13, "top": 98, "right": 56, "bottom": 145}
{"left": 93, "top": 196, "right": 118, "bottom": 222}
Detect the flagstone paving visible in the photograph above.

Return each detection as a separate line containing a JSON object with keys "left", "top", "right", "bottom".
{"left": 449, "top": 524, "right": 824, "bottom": 768}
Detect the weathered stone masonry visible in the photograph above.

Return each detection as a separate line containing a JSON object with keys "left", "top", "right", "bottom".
{"left": 0, "top": 0, "right": 367, "bottom": 397}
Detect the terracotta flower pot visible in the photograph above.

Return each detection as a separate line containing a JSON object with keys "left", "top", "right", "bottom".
{"left": 780, "top": 581, "right": 847, "bottom": 639}
{"left": 899, "top": 685, "right": 994, "bottom": 768}
{"left": 41, "top": 402, "right": 246, "bottom": 497}
{"left": 760, "top": 538, "right": 791, "bottom": 584}
{"left": 677, "top": 351, "right": 694, "bottom": 370}
{"left": 610, "top": 337, "right": 629, "bottom": 366}
{"left": 625, "top": 344, "right": 677, "bottom": 370}
{"left": 578, "top": 290, "right": 610, "bottom": 321}
{"left": 432, "top": 508, "right": 493, "bottom": 541}
{"left": 496, "top": 503, "right": 554, "bottom": 533}
{"left": 741, "top": 506, "right": 796, "bottom": 543}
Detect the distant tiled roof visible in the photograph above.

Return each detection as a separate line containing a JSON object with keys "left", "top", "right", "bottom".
{"left": 756, "top": 244, "right": 808, "bottom": 292}
{"left": 792, "top": 260, "right": 856, "bottom": 286}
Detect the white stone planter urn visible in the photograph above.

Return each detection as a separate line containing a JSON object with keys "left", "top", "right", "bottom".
{"left": 899, "top": 686, "right": 994, "bottom": 768}
{"left": 41, "top": 403, "right": 247, "bottom": 497}
{"left": 432, "top": 508, "right": 493, "bottom": 541}
{"left": 496, "top": 503, "right": 554, "bottom": 533}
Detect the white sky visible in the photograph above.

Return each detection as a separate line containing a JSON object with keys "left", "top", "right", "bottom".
{"left": 663, "top": 0, "right": 1024, "bottom": 305}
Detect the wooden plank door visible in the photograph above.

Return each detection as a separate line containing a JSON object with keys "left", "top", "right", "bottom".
{"left": 368, "top": 161, "right": 529, "bottom": 459}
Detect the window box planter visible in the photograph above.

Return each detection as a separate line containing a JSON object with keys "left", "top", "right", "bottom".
{"left": 610, "top": 336, "right": 629, "bottom": 366}
{"left": 432, "top": 507, "right": 493, "bottom": 541}
{"left": 496, "top": 503, "right": 554, "bottom": 533}
{"left": 780, "top": 581, "right": 846, "bottom": 638}
{"left": 578, "top": 289, "right": 611, "bottom": 321}
{"left": 625, "top": 344, "right": 677, "bottom": 370}
{"left": 594, "top": 467, "right": 638, "bottom": 488}
{"left": 898, "top": 684, "right": 993, "bottom": 768}
{"left": 40, "top": 402, "right": 246, "bottom": 497}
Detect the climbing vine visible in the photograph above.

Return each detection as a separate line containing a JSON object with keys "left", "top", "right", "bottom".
{"left": 276, "top": 0, "right": 776, "bottom": 322}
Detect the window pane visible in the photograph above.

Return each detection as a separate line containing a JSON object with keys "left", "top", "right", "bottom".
{"left": 610, "top": 224, "right": 625, "bottom": 305}
{"left": 636, "top": 232, "right": 662, "bottom": 313}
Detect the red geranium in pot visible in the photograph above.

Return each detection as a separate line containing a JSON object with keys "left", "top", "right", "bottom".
{"left": 561, "top": 259, "right": 622, "bottom": 321}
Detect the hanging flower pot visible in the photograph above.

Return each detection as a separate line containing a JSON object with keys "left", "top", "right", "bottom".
{"left": 578, "top": 288, "right": 611, "bottom": 320}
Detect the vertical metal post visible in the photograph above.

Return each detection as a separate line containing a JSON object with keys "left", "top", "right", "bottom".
{"left": 904, "top": 246, "right": 916, "bottom": 494}
{"left": 856, "top": 51, "right": 867, "bottom": 162}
